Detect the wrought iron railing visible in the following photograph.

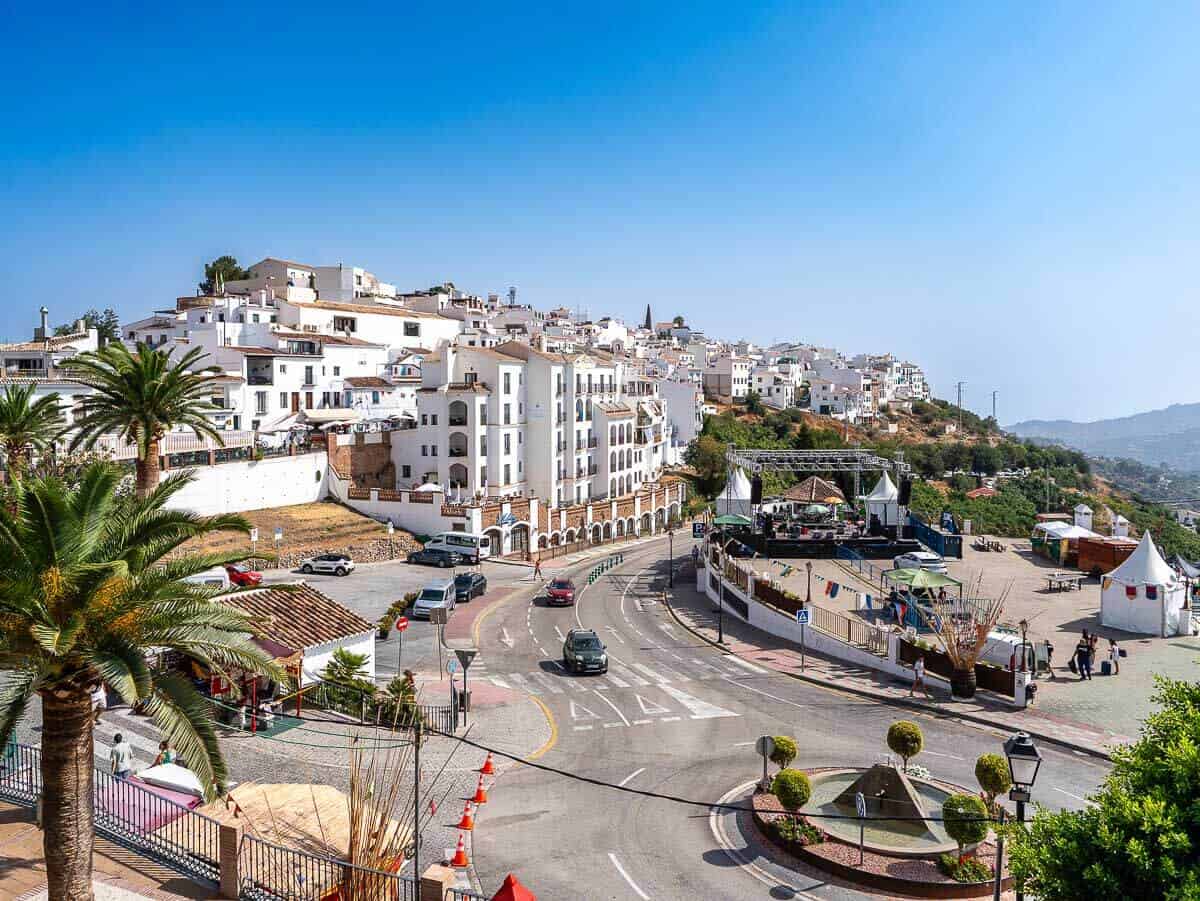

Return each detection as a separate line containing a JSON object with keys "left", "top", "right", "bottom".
{"left": 282, "top": 679, "right": 457, "bottom": 734}
{"left": 240, "top": 834, "right": 418, "bottom": 901}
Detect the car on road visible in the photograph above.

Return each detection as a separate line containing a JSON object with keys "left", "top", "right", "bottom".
{"left": 412, "top": 578, "right": 456, "bottom": 619}
{"left": 299, "top": 553, "right": 356, "bottom": 576}
{"left": 545, "top": 578, "right": 576, "bottom": 606}
{"left": 407, "top": 548, "right": 461, "bottom": 568}
{"left": 893, "top": 551, "right": 948, "bottom": 574}
{"left": 454, "top": 571, "right": 487, "bottom": 602}
{"left": 225, "top": 563, "right": 263, "bottom": 587}
{"left": 562, "top": 628, "right": 608, "bottom": 674}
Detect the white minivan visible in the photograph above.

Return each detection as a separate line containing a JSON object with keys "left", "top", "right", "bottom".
{"left": 423, "top": 531, "right": 491, "bottom": 564}
{"left": 412, "top": 577, "right": 456, "bottom": 619}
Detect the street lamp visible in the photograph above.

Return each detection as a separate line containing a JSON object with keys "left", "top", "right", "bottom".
{"left": 805, "top": 561, "right": 813, "bottom": 605}
{"left": 668, "top": 528, "right": 675, "bottom": 588}
{"left": 1018, "top": 618, "right": 1030, "bottom": 673}
{"left": 1004, "top": 731, "right": 1042, "bottom": 901}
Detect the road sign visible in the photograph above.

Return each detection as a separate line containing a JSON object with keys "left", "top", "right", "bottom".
{"left": 855, "top": 791, "right": 867, "bottom": 819}
{"left": 447, "top": 659, "right": 459, "bottom": 674}
{"left": 395, "top": 616, "right": 409, "bottom": 632}
{"left": 429, "top": 607, "right": 448, "bottom": 625}
{"left": 755, "top": 735, "right": 775, "bottom": 758}
{"left": 249, "top": 527, "right": 259, "bottom": 543}
{"left": 387, "top": 521, "right": 395, "bottom": 535}
{"left": 274, "top": 526, "right": 283, "bottom": 543}
{"left": 856, "top": 791, "right": 867, "bottom": 864}
{"left": 795, "top": 609, "right": 811, "bottom": 625}
{"left": 454, "top": 648, "right": 477, "bottom": 670}
{"left": 692, "top": 522, "right": 706, "bottom": 538}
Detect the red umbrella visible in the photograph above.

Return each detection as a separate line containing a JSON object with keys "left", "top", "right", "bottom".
{"left": 490, "top": 874, "right": 536, "bottom": 901}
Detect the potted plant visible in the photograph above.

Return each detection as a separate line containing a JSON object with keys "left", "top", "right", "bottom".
{"left": 912, "top": 576, "right": 1008, "bottom": 699}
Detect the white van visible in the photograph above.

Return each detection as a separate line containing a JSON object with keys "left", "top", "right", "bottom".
{"left": 424, "top": 531, "right": 491, "bottom": 564}
{"left": 182, "top": 566, "right": 232, "bottom": 590}
{"left": 412, "top": 577, "right": 456, "bottom": 619}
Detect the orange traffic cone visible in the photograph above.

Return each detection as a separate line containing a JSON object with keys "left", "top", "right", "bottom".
{"left": 472, "top": 774, "right": 489, "bottom": 805}
{"left": 478, "top": 752, "right": 496, "bottom": 776}
{"left": 457, "top": 800, "right": 475, "bottom": 831}
{"left": 450, "top": 832, "right": 470, "bottom": 868}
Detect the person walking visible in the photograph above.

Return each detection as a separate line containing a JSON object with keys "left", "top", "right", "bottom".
{"left": 1075, "top": 633, "right": 1092, "bottom": 681}
{"left": 110, "top": 733, "right": 135, "bottom": 779}
{"left": 154, "top": 740, "right": 176, "bottom": 766}
{"left": 909, "top": 654, "right": 932, "bottom": 698}
{"left": 533, "top": 557, "right": 543, "bottom": 580}
{"left": 1109, "top": 638, "right": 1121, "bottom": 675}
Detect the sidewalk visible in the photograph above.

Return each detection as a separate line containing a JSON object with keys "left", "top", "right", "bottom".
{"left": 666, "top": 564, "right": 1129, "bottom": 759}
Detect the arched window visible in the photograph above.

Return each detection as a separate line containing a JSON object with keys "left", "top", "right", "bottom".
{"left": 610, "top": 451, "right": 617, "bottom": 469}
{"left": 610, "top": 478, "right": 617, "bottom": 496}
{"left": 610, "top": 425, "right": 616, "bottom": 444}
{"left": 575, "top": 400, "right": 584, "bottom": 422}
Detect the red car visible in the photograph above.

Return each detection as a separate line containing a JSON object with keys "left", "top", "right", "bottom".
{"left": 225, "top": 564, "right": 263, "bottom": 587}
{"left": 546, "top": 578, "right": 576, "bottom": 606}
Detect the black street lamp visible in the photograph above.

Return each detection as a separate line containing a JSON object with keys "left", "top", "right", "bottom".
{"left": 1018, "top": 618, "right": 1030, "bottom": 673}
{"left": 668, "top": 528, "right": 675, "bottom": 588}
{"left": 805, "top": 560, "right": 813, "bottom": 605}
{"left": 1004, "top": 731, "right": 1042, "bottom": 901}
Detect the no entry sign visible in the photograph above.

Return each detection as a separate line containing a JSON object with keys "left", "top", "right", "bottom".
{"left": 395, "top": 616, "right": 409, "bottom": 632}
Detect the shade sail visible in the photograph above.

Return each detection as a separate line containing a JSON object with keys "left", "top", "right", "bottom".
{"left": 883, "top": 567, "right": 961, "bottom": 589}
{"left": 713, "top": 514, "right": 752, "bottom": 526}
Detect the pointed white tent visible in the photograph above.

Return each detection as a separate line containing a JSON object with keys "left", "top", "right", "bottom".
{"left": 717, "top": 467, "right": 754, "bottom": 518}
{"left": 864, "top": 472, "right": 900, "bottom": 528}
{"left": 1100, "top": 532, "right": 1186, "bottom": 636}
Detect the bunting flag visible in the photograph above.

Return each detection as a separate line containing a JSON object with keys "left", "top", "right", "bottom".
{"left": 1126, "top": 585, "right": 1137, "bottom": 599}
{"left": 828, "top": 582, "right": 840, "bottom": 599}
{"left": 1102, "top": 577, "right": 1112, "bottom": 591}
{"left": 1146, "top": 585, "right": 1158, "bottom": 600}
{"left": 864, "top": 593, "right": 873, "bottom": 610}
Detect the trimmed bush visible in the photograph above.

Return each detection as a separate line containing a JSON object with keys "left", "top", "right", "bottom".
{"left": 943, "top": 793, "right": 989, "bottom": 857}
{"left": 769, "top": 735, "right": 798, "bottom": 771}
{"left": 771, "top": 768, "right": 812, "bottom": 812}
{"left": 974, "top": 753, "right": 1012, "bottom": 812}
{"left": 938, "top": 853, "right": 992, "bottom": 883}
{"left": 772, "top": 815, "right": 822, "bottom": 847}
{"left": 887, "top": 720, "right": 924, "bottom": 771}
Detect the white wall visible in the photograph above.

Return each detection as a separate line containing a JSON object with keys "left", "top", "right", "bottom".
{"left": 165, "top": 452, "right": 329, "bottom": 515}
{"left": 301, "top": 631, "right": 376, "bottom": 686}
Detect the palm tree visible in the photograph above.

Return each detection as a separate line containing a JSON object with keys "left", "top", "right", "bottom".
{"left": 61, "top": 343, "right": 224, "bottom": 498}
{"left": 0, "top": 383, "right": 65, "bottom": 481}
{"left": 0, "top": 464, "right": 278, "bottom": 898}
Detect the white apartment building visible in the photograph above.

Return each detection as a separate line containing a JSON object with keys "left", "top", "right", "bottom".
{"left": 807, "top": 377, "right": 869, "bottom": 422}
{"left": 312, "top": 264, "right": 396, "bottom": 301}
{"left": 658, "top": 377, "right": 706, "bottom": 446}
{"left": 702, "top": 355, "right": 752, "bottom": 403}
{"left": 0, "top": 308, "right": 101, "bottom": 428}
{"left": 275, "top": 298, "right": 462, "bottom": 349}
{"left": 750, "top": 364, "right": 802, "bottom": 410}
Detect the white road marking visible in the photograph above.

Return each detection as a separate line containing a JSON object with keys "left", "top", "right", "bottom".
{"left": 527, "top": 671, "right": 564, "bottom": 694}
{"left": 923, "top": 750, "right": 965, "bottom": 760}
{"left": 731, "top": 741, "right": 757, "bottom": 747}
{"left": 573, "top": 725, "right": 593, "bottom": 732}
{"left": 603, "top": 722, "right": 621, "bottom": 728}
{"left": 594, "top": 690, "right": 632, "bottom": 726}
{"left": 646, "top": 660, "right": 690, "bottom": 682}
{"left": 618, "top": 767, "right": 646, "bottom": 787}
{"left": 1055, "top": 787, "right": 1089, "bottom": 803}
{"left": 604, "top": 673, "right": 630, "bottom": 689}
{"left": 554, "top": 625, "right": 566, "bottom": 641}
{"left": 723, "top": 655, "right": 769, "bottom": 675}
{"left": 635, "top": 694, "right": 671, "bottom": 716}
{"left": 631, "top": 662, "right": 670, "bottom": 683}
{"left": 658, "top": 684, "right": 738, "bottom": 719}
{"left": 608, "top": 853, "right": 650, "bottom": 901}
{"left": 659, "top": 623, "right": 676, "bottom": 634}
{"left": 605, "top": 627, "right": 627, "bottom": 644}
{"left": 721, "top": 676, "right": 807, "bottom": 712}
{"left": 506, "top": 673, "right": 536, "bottom": 694}
{"left": 500, "top": 628, "right": 513, "bottom": 648}
{"left": 611, "top": 663, "right": 649, "bottom": 687}
{"left": 488, "top": 676, "right": 511, "bottom": 689}
{"left": 632, "top": 719, "right": 652, "bottom": 726}
{"left": 660, "top": 716, "right": 681, "bottom": 722}
{"left": 569, "top": 700, "right": 600, "bottom": 721}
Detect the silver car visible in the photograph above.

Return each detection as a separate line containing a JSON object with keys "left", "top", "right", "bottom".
{"left": 299, "top": 553, "right": 356, "bottom": 576}
{"left": 893, "top": 551, "right": 948, "bottom": 575}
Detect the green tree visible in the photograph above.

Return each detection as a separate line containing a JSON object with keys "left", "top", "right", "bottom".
{"left": 199, "top": 255, "right": 251, "bottom": 293}
{"left": 0, "top": 464, "right": 276, "bottom": 898}
{"left": 55, "top": 308, "right": 121, "bottom": 345}
{"left": 62, "top": 343, "right": 224, "bottom": 498}
{"left": 672, "top": 315, "right": 685, "bottom": 327}
{"left": 684, "top": 434, "right": 729, "bottom": 498}
{"left": 942, "top": 794, "right": 989, "bottom": 859}
{"left": 887, "top": 720, "right": 924, "bottom": 772}
{"left": 322, "top": 647, "right": 371, "bottom": 687}
{"left": 769, "top": 735, "right": 798, "bottom": 771}
{"left": 1006, "top": 678, "right": 1200, "bottom": 900}
{"left": 744, "top": 390, "right": 764, "bottom": 415}
{"left": 0, "top": 384, "right": 64, "bottom": 480}
{"left": 771, "top": 768, "right": 812, "bottom": 812}
{"left": 974, "top": 753, "right": 1011, "bottom": 813}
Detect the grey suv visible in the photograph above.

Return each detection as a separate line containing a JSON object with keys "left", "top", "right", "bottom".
{"left": 562, "top": 629, "right": 608, "bottom": 675}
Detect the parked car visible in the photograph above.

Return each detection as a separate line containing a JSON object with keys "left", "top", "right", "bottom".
{"left": 407, "top": 548, "right": 461, "bottom": 568}
{"left": 546, "top": 578, "right": 576, "bottom": 606}
{"left": 893, "top": 551, "right": 948, "bottom": 574}
{"left": 299, "top": 553, "right": 356, "bottom": 576}
{"left": 412, "top": 578, "right": 456, "bottom": 619}
{"left": 562, "top": 629, "right": 608, "bottom": 674}
{"left": 183, "top": 566, "right": 231, "bottom": 590}
{"left": 225, "top": 563, "right": 263, "bottom": 587}
{"left": 454, "top": 571, "right": 487, "bottom": 602}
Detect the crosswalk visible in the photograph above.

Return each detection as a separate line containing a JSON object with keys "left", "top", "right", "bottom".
{"left": 482, "top": 652, "right": 767, "bottom": 696}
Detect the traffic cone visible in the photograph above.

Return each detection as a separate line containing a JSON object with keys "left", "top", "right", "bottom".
{"left": 457, "top": 801, "right": 475, "bottom": 831}
{"left": 472, "top": 774, "right": 489, "bottom": 804}
{"left": 478, "top": 752, "right": 496, "bottom": 776}
{"left": 450, "top": 833, "right": 470, "bottom": 868}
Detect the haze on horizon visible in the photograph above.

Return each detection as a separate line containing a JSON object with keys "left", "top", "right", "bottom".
{"left": 2, "top": 2, "right": 1197, "bottom": 424}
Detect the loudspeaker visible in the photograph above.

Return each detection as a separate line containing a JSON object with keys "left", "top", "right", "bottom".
{"left": 750, "top": 476, "right": 763, "bottom": 505}
{"left": 898, "top": 477, "right": 912, "bottom": 506}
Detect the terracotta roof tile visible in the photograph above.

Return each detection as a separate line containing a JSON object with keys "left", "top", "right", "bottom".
{"left": 220, "top": 583, "right": 373, "bottom": 652}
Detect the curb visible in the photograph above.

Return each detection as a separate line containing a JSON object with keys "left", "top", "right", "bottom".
{"left": 661, "top": 576, "right": 1113, "bottom": 763}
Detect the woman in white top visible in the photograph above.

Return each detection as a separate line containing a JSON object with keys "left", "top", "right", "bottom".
{"left": 1109, "top": 639, "right": 1120, "bottom": 675}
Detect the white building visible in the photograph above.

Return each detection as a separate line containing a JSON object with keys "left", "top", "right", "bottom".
{"left": 702, "top": 355, "right": 752, "bottom": 403}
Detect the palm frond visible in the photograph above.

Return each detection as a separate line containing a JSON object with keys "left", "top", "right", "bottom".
{"left": 85, "top": 638, "right": 153, "bottom": 707}
{"left": 0, "top": 670, "right": 37, "bottom": 750}
{"left": 145, "top": 671, "right": 227, "bottom": 800}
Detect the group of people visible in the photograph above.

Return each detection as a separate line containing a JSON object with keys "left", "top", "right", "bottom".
{"left": 109, "top": 736, "right": 179, "bottom": 780}
{"left": 1073, "top": 629, "right": 1120, "bottom": 680}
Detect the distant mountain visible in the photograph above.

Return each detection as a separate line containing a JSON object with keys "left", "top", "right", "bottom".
{"left": 1008, "top": 403, "right": 1200, "bottom": 471}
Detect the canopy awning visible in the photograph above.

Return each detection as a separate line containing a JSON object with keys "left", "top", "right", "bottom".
{"left": 713, "top": 514, "right": 752, "bottom": 526}
{"left": 883, "top": 567, "right": 961, "bottom": 590}
{"left": 302, "top": 408, "right": 363, "bottom": 425}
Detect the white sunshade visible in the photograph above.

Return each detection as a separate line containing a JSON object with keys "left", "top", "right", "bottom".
{"left": 1034, "top": 521, "right": 1098, "bottom": 540}
{"left": 303, "top": 408, "right": 363, "bottom": 425}
{"left": 726, "top": 467, "right": 752, "bottom": 499}
{"left": 413, "top": 482, "right": 444, "bottom": 493}
{"left": 1107, "top": 531, "right": 1179, "bottom": 587}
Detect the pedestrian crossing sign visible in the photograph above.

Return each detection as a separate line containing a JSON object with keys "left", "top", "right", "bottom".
{"left": 795, "top": 609, "right": 810, "bottom": 625}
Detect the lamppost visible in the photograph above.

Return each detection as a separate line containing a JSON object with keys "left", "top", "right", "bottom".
{"left": 805, "top": 560, "right": 813, "bottom": 605}
{"left": 1018, "top": 618, "right": 1030, "bottom": 674}
{"left": 668, "top": 528, "right": 675, "bottom": 588}
{"left": 1004, "top": 731, "right": 1042, "bottom": 901}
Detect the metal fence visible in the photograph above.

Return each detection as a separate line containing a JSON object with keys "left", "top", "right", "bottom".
{"left": 807, "top": 603, "right": 888, "bottom": 656}
{"left": 447, "top": 888, "right": 489, "bottom": 901}
{"left": 835, "top": 544, "right": 887, "bottom": 587}
{"left": 284, "top": 679, "right": 457, "bottom": 735}
{"left": 0, "top": 741, "right": 41, "bottom": 803}
{"left": 240, "top": 834, "right": 418, "bottom": 901}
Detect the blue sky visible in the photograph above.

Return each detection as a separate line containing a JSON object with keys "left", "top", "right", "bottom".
{"left": 2, "top": 2, "right": 1197, "bottom": 423}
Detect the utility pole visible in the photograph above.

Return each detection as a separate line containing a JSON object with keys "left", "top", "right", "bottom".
{"left": 991, "top": 390, "right": 997, "bottom": 425}
{"left": 956, "top": 381, "right": 966, "bottom": 433}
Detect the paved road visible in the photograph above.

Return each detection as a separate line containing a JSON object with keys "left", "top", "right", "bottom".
{"left": 469, "top": 538, "right": 1112, "bottom": 900}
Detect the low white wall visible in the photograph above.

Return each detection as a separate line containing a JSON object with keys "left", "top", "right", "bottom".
{"left": 166, "top": 452, "right": 329, "bottom": 515}
{"left": 301, "top": 631, "right": 376, "bottom": 687}
{"left": 327, "top": 474, "right": 479, "bottom": 536}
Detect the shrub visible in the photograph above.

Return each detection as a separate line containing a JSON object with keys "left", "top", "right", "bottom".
{"left": 938, "top": 853, "right": 992, "bottom": 883}
{"left": 943, "top": 794, "right": 989, "bottom": 857}
{"left": 974, "top": 753, "right": 1012, "bottom": 812}
{"left": 769, "top": 735, "right": 798, "bottom": 771}
{"left": 772, "top": 815, "right": 823, "bottom": 847}
{"left": 887, "top": 720, "right": 924, "bottom": 771}
{"left": 771, "top": 769, "right": 812, "bottom": 812}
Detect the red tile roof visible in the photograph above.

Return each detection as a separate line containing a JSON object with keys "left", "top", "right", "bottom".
{"left": 220, "top": 583, "right": 373, "bottom": 653}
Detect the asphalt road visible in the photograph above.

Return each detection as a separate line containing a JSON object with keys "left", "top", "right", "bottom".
{"left": 469, "top": 537, "right": 1112, "bottom": 901}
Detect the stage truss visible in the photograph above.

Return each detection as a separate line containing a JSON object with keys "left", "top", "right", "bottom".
{"left": 723, "top": 446, "right": 912, "bottom": 507}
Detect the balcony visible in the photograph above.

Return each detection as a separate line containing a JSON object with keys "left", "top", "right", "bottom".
{"left": 448, "top": 417, "right": 468, "bottom": 427}
{"left": 557, "top": 441, "right": 566, "bottom": 452}
{"left": 588, "top": 464, "right": 598, "bottom": 475}
{"left": 247, "top": 375, "right": 273, "bottom": 386}
{"left": 448, "top": 448, "right": 468, "bottom": 458}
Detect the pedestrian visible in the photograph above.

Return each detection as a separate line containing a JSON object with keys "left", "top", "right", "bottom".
{"left": 691, "top": 545, "right": 699, "bottom": 566}
{"left": 1075, "top": 633, "right": 1092, "bottom": 681}
{"left": 110, "top": 733, "right": 134, "bottom": 779}
{"left": 1088, "top": 632, "right": 1099, "bottom": 671}
{"left": 910, "top": 654, "right": 932, "bottom": 698}
{"left": 1109, "top": 638, "right": 1120, "bottom": 675}
{"left": 533, "top": 557, "right": 543, "bottom": 580}
{"left": 937, "top": 586, "right": 948, "bottom": 604}
{"left": 90, "top": 681, "right": 107, "bottom": 722}
{"left": 1045, "top": 639, "right": 1056, "bottom": 679}
{"left": 154, "top": 740, "right": 176, "bottom": 766}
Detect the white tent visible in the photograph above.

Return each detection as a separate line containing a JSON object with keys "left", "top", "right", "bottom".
{"left": 1100, "top": 532, "right": 1186, "bottom": 636}
{"left": 1033, "top": 521, "right": 1098, "bottom": 541}
{"left": 717, "top": 467, "right": 754, "bottom": 518}
{"left": 864, "top": 472, "right": 900, "bottom": 528}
